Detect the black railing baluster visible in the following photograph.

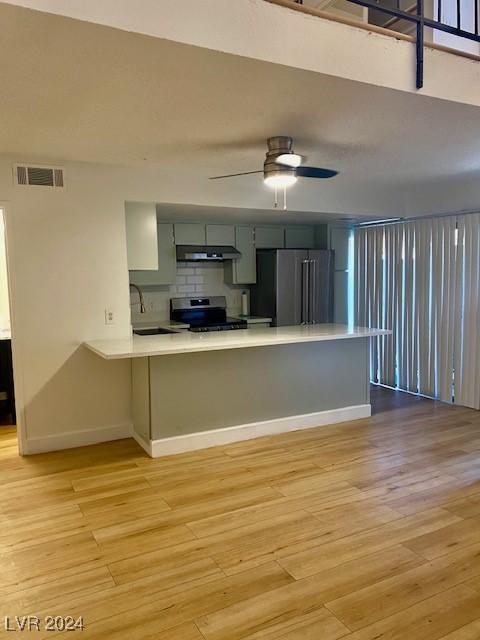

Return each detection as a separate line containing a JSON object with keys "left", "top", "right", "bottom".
{"left": 437, "top": 0, "right": 441, "bottom": 23}
{"left": 457, "top": 0, "right": 461, "bottom": 29}
{"left": 416, "top": 0, "right": 424, "bottom": 89}
{"left": 475, "top": 0, "right": 479, "bottom": 34}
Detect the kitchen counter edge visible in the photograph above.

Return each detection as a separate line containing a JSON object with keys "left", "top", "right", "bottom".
{"left": 84, "top": 324, "right": 391, "bottom": 360}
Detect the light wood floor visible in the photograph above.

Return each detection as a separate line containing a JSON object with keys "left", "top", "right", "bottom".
{"left": 1, "top": 387, "right": 480, "bottom": 639}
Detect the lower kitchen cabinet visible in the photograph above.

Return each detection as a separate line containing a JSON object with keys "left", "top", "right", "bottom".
{"left": 129, "top": 223, "right": 176, "bottom": 286}
{"left": 225, "top": 226, "right": 256, "bottom": 285}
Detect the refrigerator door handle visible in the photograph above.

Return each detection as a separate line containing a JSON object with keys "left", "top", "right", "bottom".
{"left": 310, "top": 260, "right": 316, "bottom": 324}
{"left": 301, "top": 259, "right": 309, "bottom": 324}
{"left": 307, "top": 260, "right": 312, "bottom": 324}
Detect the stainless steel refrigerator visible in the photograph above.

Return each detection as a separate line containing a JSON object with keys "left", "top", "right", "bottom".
{"left": 250, "top": 249, "right": 334, "bottom": 326}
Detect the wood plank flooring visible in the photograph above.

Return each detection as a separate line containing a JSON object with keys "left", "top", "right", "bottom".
{"left": 0, "top": 386, "right": 480, "bottom": 638}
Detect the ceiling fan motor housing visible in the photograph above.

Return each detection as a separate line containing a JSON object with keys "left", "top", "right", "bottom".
{"left": 267, "top": 136, "right": 293, "bottom": 154}
{"left": 264, "top": 136, "right": 296, "bottom": 180}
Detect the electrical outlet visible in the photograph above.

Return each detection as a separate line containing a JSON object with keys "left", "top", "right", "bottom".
{"left": 105, "top": 308, "right": 115, "bottom": 325}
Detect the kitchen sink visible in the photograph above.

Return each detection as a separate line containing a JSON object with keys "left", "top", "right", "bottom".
{"left": 133, "top": 327, "right": 179, "bottom": 336}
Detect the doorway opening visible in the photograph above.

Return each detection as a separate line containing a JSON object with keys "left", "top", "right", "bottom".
{"left": 0, "top": 207, "right": 15, "bottom": 430}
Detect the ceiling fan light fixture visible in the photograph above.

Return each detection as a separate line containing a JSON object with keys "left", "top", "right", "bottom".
{"left": 208, "top": 136, "right": 338, "bottom": 188}
{"left": 264, "top": 173, "right": 297, "bottom": 188}
{"left": 275, "top": 153, "right": 302, "bottom": 168}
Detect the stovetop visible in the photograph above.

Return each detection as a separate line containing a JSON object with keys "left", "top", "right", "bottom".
{"left": 189, "top": 319, "right": 247, "bottom": 333}
{"left": 170, "top": 296, "right": 247, "bottom": 332}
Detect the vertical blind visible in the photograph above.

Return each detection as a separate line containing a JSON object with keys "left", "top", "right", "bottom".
{"left": 355, "top": 213, "right": 480, "bottom": 409}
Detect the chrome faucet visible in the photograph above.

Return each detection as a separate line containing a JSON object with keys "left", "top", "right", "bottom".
{"left": 129, "top": 283, "right": 146, "bottom": 313}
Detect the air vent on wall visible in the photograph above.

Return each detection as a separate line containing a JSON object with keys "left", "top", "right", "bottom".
{"left": 13, "top": 164, "right": 65, "bottom": 188}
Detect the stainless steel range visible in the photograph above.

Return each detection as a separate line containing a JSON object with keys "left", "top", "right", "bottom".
{"left": 170, "top": 296, "right": 247, "bottom": 332}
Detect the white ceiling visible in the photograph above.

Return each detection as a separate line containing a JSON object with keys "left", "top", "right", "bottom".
{"left": 2, "top": 2, "right": 480, "bottom": 219}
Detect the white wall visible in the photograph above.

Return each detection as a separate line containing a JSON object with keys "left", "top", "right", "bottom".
{"left": 0, "top": 158, "right": 133, "bottom": 452}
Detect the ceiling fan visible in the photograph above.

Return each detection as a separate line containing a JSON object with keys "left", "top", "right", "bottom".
{"left": 209, "top": 136, "right": 338, "bottom": 188}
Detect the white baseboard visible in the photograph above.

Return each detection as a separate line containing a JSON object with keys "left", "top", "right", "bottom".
{"left": 149, "top": 404, "right": 371, "bottom": 458}
{"left": 131, "top": 429, "right": 153, "bottom": 456}
{"left": 23, "top": 422, "right": 132, "bottom": 455}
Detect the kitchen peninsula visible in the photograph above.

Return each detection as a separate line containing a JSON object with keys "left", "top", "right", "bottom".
{"left": 85, "top": 324, "right": 390, "bottom": 457}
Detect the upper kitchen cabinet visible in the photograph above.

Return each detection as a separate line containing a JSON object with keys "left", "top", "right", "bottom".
{"left": 330, "top": 226, "right": 352, "bottom": 324}
{"left": 225, "top": 226, "right": 256, "bottom": 285}
{"left": 206, "top": 224, "right": 235, "bottom": 246}
{"left": 285, "top": 226, "right": 315, "bottom": 249}
{"left": 334, "top": 272, "right": 349, "bottom": 323}
{"left": 255, "top": 226, "right": 285, "bottom": 249}
{"left": 315, "top": 225, "right": 328, "bottom": 250}
{"left": 174, "top": 223, "right": 206, "bottom": 245}
{"left": 330, "top": 226, "right": 350, "bottom": 270}
{"left": 129, "top": 223, "right": 176, "bottom": 286}
{"left": 125, "top": 202, "right": 158, "bottom": 270}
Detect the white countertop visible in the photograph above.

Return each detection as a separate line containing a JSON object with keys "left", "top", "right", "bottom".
{"left": 85, "top": 324, "right": 391, "bottom": 360}
{"left": 0, "top": 328, "right": 11, "bottom": 341}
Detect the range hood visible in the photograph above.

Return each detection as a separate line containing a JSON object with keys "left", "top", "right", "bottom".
{"left": 176, "top": 245, "right": 241, "bottom": 261}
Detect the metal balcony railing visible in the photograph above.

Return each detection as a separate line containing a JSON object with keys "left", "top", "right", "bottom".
{"left": 293, "top": 0, "right": 480, "bottom": 88}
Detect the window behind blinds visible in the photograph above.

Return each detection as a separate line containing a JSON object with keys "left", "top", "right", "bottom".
{"left": 355, "top": 214, "right": 480, "bottom": 409}
{"left": 454, "top": 214, "right": 480, "bottom": 409}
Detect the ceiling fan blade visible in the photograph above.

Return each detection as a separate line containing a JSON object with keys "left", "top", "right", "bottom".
{"left": 296, "top": 166, "right": 338, "bottom": 179}
{"left": 209, "top": 170, "right": 262, "bottom": 180}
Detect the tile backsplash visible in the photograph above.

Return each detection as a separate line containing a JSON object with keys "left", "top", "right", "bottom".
{"left": 130, "top": 262, "right": 249, "bottom": 323}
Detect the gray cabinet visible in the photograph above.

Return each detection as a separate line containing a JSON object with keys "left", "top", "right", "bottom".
{"left": 330, "top": 226, "right": 350, "bottom": 270}
{"left": 285, "top": 226, "right": 315, "bottom": 249}
{"left": 255, "top": 226, "right": 285, "bottom": 249}
{"left": 330, "top": 226, "right": 352, "bottom": 324}
{"left": 314, "top": 225, "right": 328, "bottom": 250}
{"left": 206, "top": 224, "right": 235, "bottom": 246}
{"left": 125, "top": 202, "right": 158, "bottom": 270}
{"left": 174, "top": 223, "right": 206, "bottom": 245}
{"left": 225, "top": 226, "right": 256, "bottom": 285}
{"left": 130, "top": 223, "right": 176, "bottom": 285}
{"left": 334, "top": 272, "right": 349, "bottom": 324}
